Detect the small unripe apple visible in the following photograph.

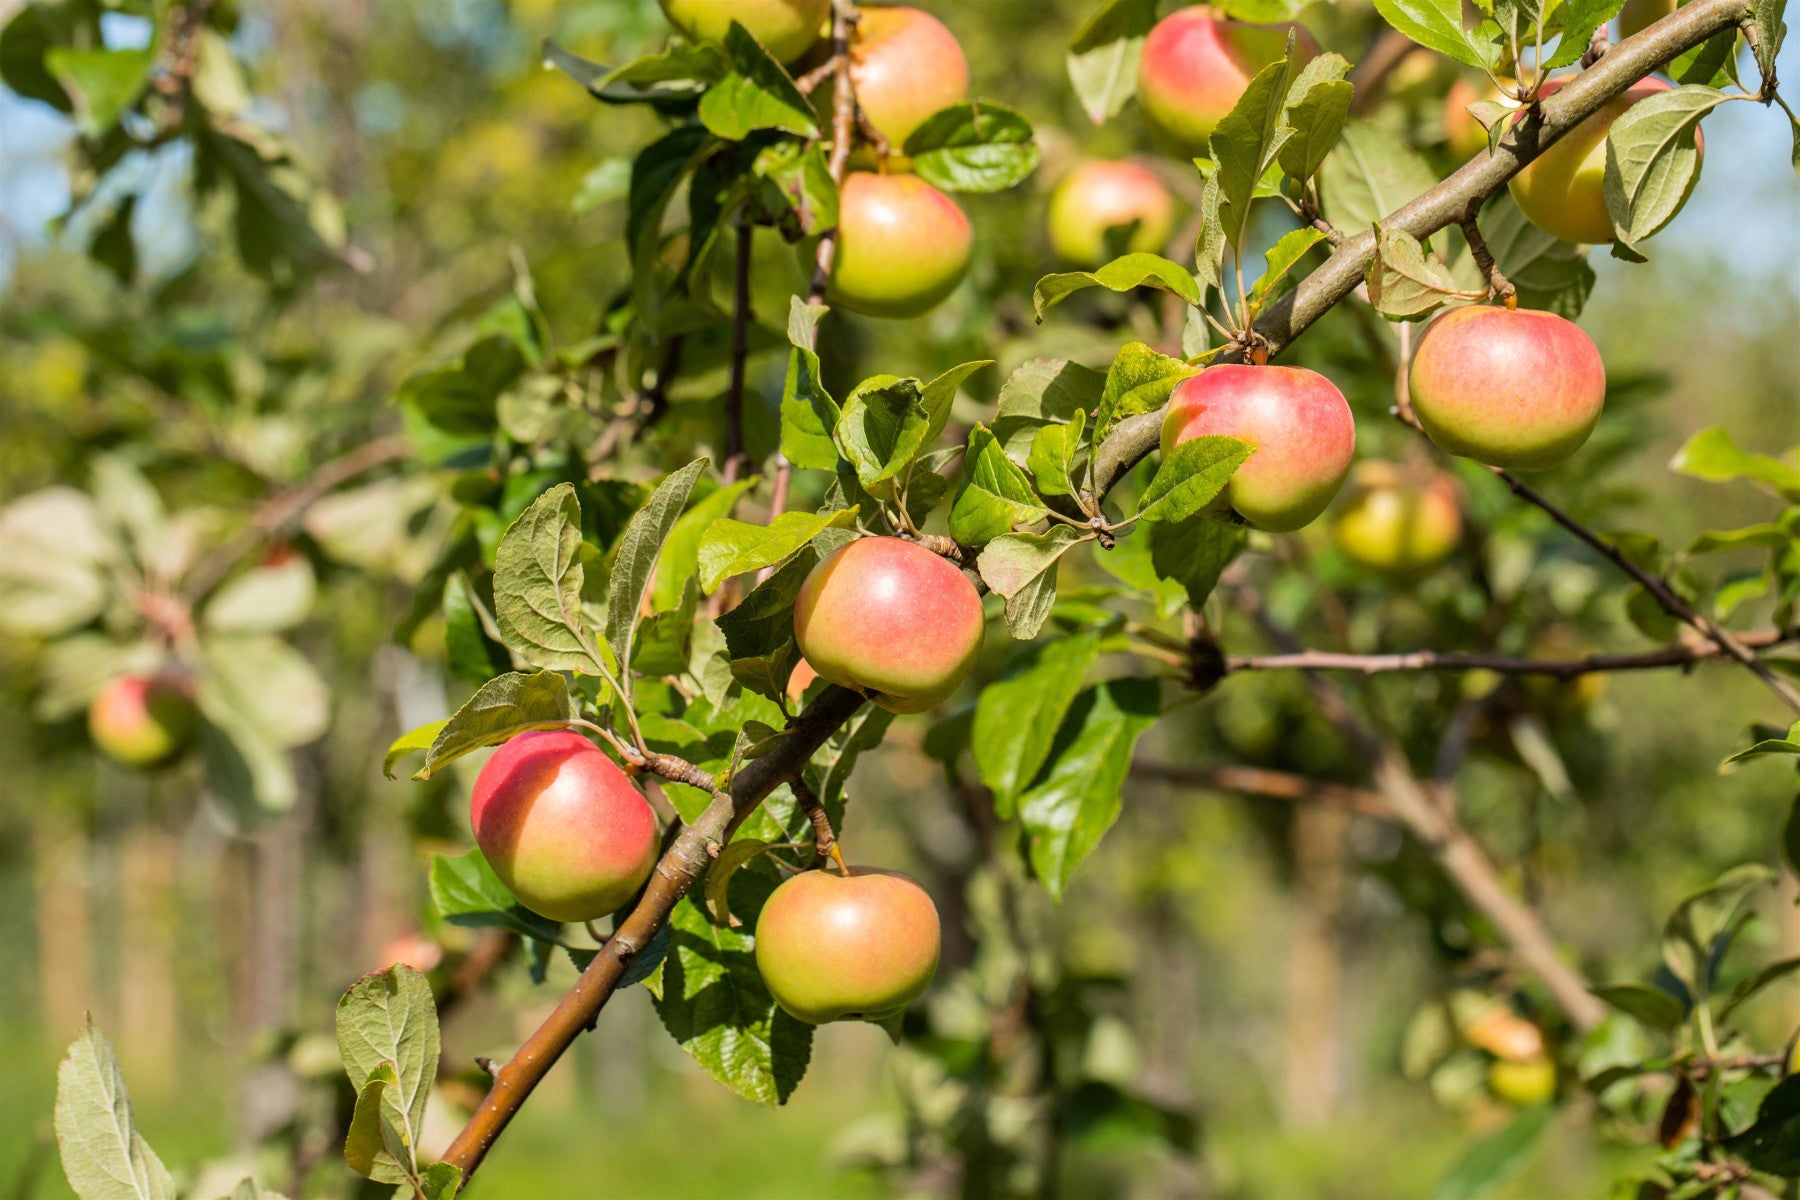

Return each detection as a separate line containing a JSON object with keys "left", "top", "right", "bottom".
{"left": 1046, "top": 159, "right": 1177, "bottom": 265}
{"left": 787, "top": 658, "right": 819, "bottom": 704}
{"left": 1138, "top": 5, "right": 1320, "bottom": 157}
{"left": 827, "top": 172, "right": 972, "bottom": 318}
{"left": 379, "top": 931, "right": 444, "bottom": 975}
{"left": 657, "top": 0, "right": 829, "bottom": 62}
{"left": 1161, "top": 364, "right": 1357, "bottom": 532}
{"left": 469, "top": 730, "right": 659, "bottom": 923}
{"left": 1509, "top": 77, "right": 1698, "bottom": 244}
{"left": 88, "top": 673, "right": 200, "bottom": 768}
{"left": 1409, "top": 305, "right": 1606, "bottom": 471}
{"left": 794, "top": 536, "right": 984, "bottom": 714}
{"left": 754, "top": 867, "right": 941, "bottom": 1024}
{"left": 1618, "top": 0, "right": 1677, "bottom": 38}
{"left": 1330, "top": 462, "right": 1462, "bottom": 576}
{"left": 845, "top": 6, "right": 968, "bottom": 151}
{"left": 1487, "top": 1055, "right": 1557, "bottom": 1106}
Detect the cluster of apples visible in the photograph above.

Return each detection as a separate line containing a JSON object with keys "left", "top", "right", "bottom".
{"left": 659, "top": 0, "right": 975, "bottom": 319}
{"left": 465, "top": 535, "right": 983, "bottom": 1026}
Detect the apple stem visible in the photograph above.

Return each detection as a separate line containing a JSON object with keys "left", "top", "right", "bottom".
{"left": 792, "top": 775, "right": 847, "bottom": 873}
{"left": 1458, "top": 214, "right": 1517, "bottom": 309}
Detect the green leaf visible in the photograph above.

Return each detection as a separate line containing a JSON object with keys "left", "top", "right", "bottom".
{"left": 544, "top": 38, "right": 726, "bottom": 106}
{"left": 1366, "top": 226, "right": 1474, "bottom": 319}
{"left": 703, "top": 838, "right": 774, "bottom": 928}
{"left": 1670, "top": 426, "right": 1800, "bottom": 501}
{"left": 415, "top": 671, "right": 574, "bottom": 779}
{"left": 1033, "top": 253, "right": 1201, "bottom": 322}
{"left": 1662, "top": 863, "right": 1779, "bottom": 994}
{"left": 1136, "top": 436, "right": 1252, "bottom": 524}
{"left": 1249, "top": 227, "right": 1327, "bottom": 312}
{"left": 1372, "top": 0, "right": 1491, "bottom": 67}
{"left": 429, "top": 847, "right": 564, "bottom": 941}
{"left": 903, "top": 101, "right": 1041, "bottom": 193}
{"left": 834, "top": 375, "right": 931, "bottom": 502}
{"left": 1066, "top": 0, "right": 1159, "bottom": 124}
{"left": 697, "top": 509, "right": 855, "bottom": 593}
{"left": 1096, "top": 342, "right": 1202, "bottom": 441}
{"left": 922, "top": 359, "right": 993, "bottom": 446}
{"left": 804, "top": 704, "right": 897, "bottom": 822}
{"left": 383, "top": 720, "right": 448, "bottom": 779}
{"left": 1543, "top": 0, "right": 1627, "bottom": 68}
{"left": 646, "top": 882, "right": 813, "bottom": 1106}
{"left": 343, "top": 1063, "right": 398, "bottom": 1178}
{"left": 1018, "top": 677, "right": 1162, "bottom": 899}
{"left": 197, "top": 634, "right": 329, "bottom": 749}
{"left": 53, "top": 1019, "right": 175, "bottom": 1200}
{"left": 1432, "top": 1105, "right": 1553, "bottom": 1200}
{"left": 950, "top": 425, "right": 1050, "bottom": 547}
{"left": 1474, "top": 193, "right": 1595, "bottom": 318}
{"left": 1211, "top": 51, "right": 1300, "bottom": 250}
{"left": 696, "top": 22, "right": 818, "bottom": 140}
{"left": 1319, "top": 120, "right": 1444, "bottom": 246}
{"left": 1717, "top": 956, "right": 1800, "bottom": 1022}
{"left": 1590, "top": 983, "right": 1688, "bottom": 1029}
{"left": 444, "top": 572, "right": 512, "bottom": 687}
{"left": 979, "top": 525, "right": 1090, "bottom": 639}
{"left": 779, "top": 298, "right": 840, "bottom": 470}
{"left": 1748, "top": 0, "right": 1786, "bottom": 85}
{"left": 46, "top": 46, "right": 153, "bottom": 137}
{"left": 0, "top": 487, "right": 115, "bottom": 638}
{"left": 714, "top": 544, "right": 819, "bottom": 661}
{"left": 335, "top": 966, "right": 438, "bottom": 1186}
{"left": 202, "top": 557, "right": 317, "bottom": 635}
{"left": 421, "top": 1162, "right": 462, "bottom": 1200}
{"left": 1667, "top": 27, "right": 1739, "bottom": 87}
{"left": 608, "top": 459, "right": 708, "bottom": 677}
{"left": 974, "top": 632, "right": 1103, "bottom": 817}
{"left": 1029, "top": 408, "right": 1087, "bottom": 497}
{"left": 1277, "top": 56, "right": 1354, "bottom": 182}
{"left": 493, "top": 484, "right": 608, "bottom": 675}
{"left": 654, "top": 480, "right": 757, "bottom": 609}
{"left": 1149, "top": 514, "right": 1247, "bottom": 607}
{"left": 1603, "top": 85, "right": 1727, "bottom": 247}
{"left": 1723, "top": 1075, "right": 1800, "bottom": 1175}
{"left": 1722, "top": 720, "right": 1800, "bottom": 766}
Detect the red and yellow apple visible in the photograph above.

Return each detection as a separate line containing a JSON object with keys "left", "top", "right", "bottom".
{"left": 1619, "top": 0, "right": 1677, "bottom": 38}
{"left": 1138, "top": 5, "right": 1320, "bottom": 156}
{"left": 1464, "top": 1005, "right": 1546, "bottom": 1062}
{"left": 1330, "top": 462, "right": 1462, "bottom": 576}
{"left": 1161, "top": 364, "right": 1357, "bottom": 532}
{"left": 1487, "top": 1056, "right": 1558, "bottom": 1106}
{"left": 1409, "top": 305, "right": 1606, "bottom": 471}
{"left": 469, "top": 730, "right": 660, "bottom": 923}
{"left": 754, "top": 867, "right": 942, "bottom": 1024}
{"left": 1509, "top": 76, "right": 1698, "bottom": 244}
{"left": 826, "top": 172, "right": 972, "bottom": 318}
{"left": 657, "top": 0, "right": 829, "bottom": 62}
{"left": 88, "top": 673, "right": 200, "bottom": 768}
{"left": 794, "top": 535, "right": 984, "bottom": 713}
{"left": 845, "top": 6, "right": 968, "bottom": 150}
{"left": 1046, "top": 159, "right": 1177, "bottom": 265}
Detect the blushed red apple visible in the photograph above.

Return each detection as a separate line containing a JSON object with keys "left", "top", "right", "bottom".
{"left": 794, "top": 536, "right": 984, "bottom": 713}
{"left": 469, "top": 730, "right": 659, "bottom": 923}
{"left": 827, "top": 172, "right": 972, "bottom": 318}
{"left": 845, "top": 6, "right": 968, "bottom": 151}
{"left": 754, "top": 867, "right": 942, "bottom": 1024}
{"left": 1330, "top": 462, "right": 1462, "bottom": 576}
{"left": 1409, "top": 305, "right": 1606, "bottom": 471}
{"left": 1138, "top": 6, "right": 1320, "bottom": 156}
{"left": 88, "top": 673, "right": 200, "bottom": 768}
{"left": 657, "top": 0, "right": 829, "bottom": 62}
{"left": 1047, "top": 159, "right": 1176, "bottom": 265}
{"left": 1509, "top": 77, "right": 1697, "bottom": 245}
{"left": 1161, "top": 365, "right": 1356, "bottom": 532}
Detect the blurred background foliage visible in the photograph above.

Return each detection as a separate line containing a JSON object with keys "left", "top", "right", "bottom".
{"left": 0, "top": 0, "right": 1797, "bottom": 1197}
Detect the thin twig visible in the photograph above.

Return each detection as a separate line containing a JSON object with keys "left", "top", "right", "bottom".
{"left": 1459, "top": 213, "right": 1517, "bottom": 307}
{"left": 807, "top": 0, "right": 861, "bottom": 305}
{"left": 1134, "top": 761, "right": 1390, "bottom": 819}
{"left": 791, "top": 776, "right": 849, "bottom": 873}
{"left": 1225, "top": 629, "right": 1793, "bottom": 678}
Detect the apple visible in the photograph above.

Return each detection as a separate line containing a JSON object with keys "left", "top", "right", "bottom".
{"left": 1330, "top": 462, "right": 1462, "bottom": 576}
{"left": 1464, "top": 1005, "right": 1546, "bottom": 1062}
{"left": 1487, "top": 1056, "right": 1558, "bottom": 1106}
{"left": 88, "top": 673, "right": 200, "bottom": 768}
{"left": 1509, "top": 77, "right": 1699, "bottom": 245}
{"left": 754, "top": 867, "right": 941, "bottom": 1023}
{"left": 845, "top": 6, "right": 968, "bottom": 151}
{"left": 657, "top": 0, "right": 829, "bottom": 63}
{"left": 793, "top": 535, "right": 984, "bottom": 714}
{"left": 1619, "top": 0, "right": 1677, "bottom": 38}
{"left": 1047, "top": 159, "right": 1177, "bottom": 265}
{"left": 1138, "top": 5, "right": 1320, "bottom": 156}
{"left": 1408, "top": 305, "right": 1606, "bottom": 471}
{"left": 469, "top": 730, "right": 660, "bottom": 923}
{"left": 1160, "top": 364, "right": 1357, "bottom": 532}
{"left": 380, "top": 931, "right": 444, "bottom": 975}
{"left": 827, "top": 172, "right": 972, "bottom": 318}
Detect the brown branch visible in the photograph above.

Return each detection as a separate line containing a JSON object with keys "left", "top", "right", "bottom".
{"left": 152, "top": 0, "right": 218, "bottom": 128}
{"left": 807, "top": 0, "right": 861, "bottom": 305}
{"left": 1225, "top": 629, "right": 1794, "bottom": 678}
{"left": 182, "top": 434, "right": 409, "bottom": 603}
{"left": 1134, "top": 761, "right": 1390, "bottom": 819}
{"left": 440, "top": 685, "right": 866, "bottom": 1183}
{"left": 1089, "top": 0, "right": 1757, "bottom": 499}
